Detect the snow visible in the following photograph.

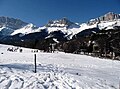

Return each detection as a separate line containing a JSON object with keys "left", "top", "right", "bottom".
{"left": 0, "top": 26, "right": 15, "bottom": 36}
{"left": 1, "top": 18, "right": 120, "bottom": 40}
{"left": 46, "top": 26, "right": 81, "bottom": 39}
{"left": 116, "top": 20, "right": 120, "bottom": 26}
{"left": 11, "top": 23, "right": 42, "bottom": 36}
{"left": 0, "top": 44, "right": 120, "bottom": 89}
{"left": 98, "top": 21, "right": 117, "bottom": 29}
{"left": 46, "top": 27, "right": 67, "bottom": 34}
{"left": 105, "top": 26, "right": 114, "bottom": 30}
{"left": 53, "top": 38, "right": 59, "bottom": 43}
{"left": 0, "top": 26, "right": 6, "bottom": 32}
{"left": 80, "top": 20, "right": 120, "bottom": 31}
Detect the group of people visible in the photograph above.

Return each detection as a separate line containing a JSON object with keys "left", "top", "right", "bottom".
{"left": 7, "top": 47, "right": 23, "bottom": 52}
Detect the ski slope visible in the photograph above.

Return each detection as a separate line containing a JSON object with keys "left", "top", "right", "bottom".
{"left": 0, "top": 44, "right": 120, "bottom": 89}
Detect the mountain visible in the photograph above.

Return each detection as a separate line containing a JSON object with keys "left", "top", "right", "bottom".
{"left": 88, "top": 12, "right": 120, "bottom": 25}
{"left": 0, "top": 12, "right": 120, "bottom": 50}
{"left": 10, "top": 17, "right": 81, "bottom": 40}
{"left": 11, "top": 23, "right": 39, "bottom": 35}
{"left": 74, "top": 12, "right": 120, "bottom": 38}
{"left": 0, "top": 16, "right": 28, "bottom": 36}
{"left": 45, "top": 18, "right": 80, "bottom": 40}
{"left": 0, "top": 16, "right": 28, "bottom": 29}
{"left": 46, "top": 17, "right": 76, "bottom": 28}
{"left": 87, "top": 12, "right": 120, "bottom": 30}
{"left": 0, "top": 12, "right": 120, "bottom": 37}
{"left": 1, "top": 12, "right": 120, "bottom": 39}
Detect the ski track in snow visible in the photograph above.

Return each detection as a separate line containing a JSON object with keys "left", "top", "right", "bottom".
{"left": 0, "top": 44, "right": 120, "bottom": 89}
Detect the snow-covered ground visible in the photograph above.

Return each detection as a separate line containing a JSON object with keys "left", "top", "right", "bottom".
{"left": 0, "top": 44, "right": 120, "bottom": 89}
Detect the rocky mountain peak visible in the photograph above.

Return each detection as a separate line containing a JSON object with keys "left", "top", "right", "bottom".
{"left": 88, "top": 12, "right": 120, "bottom": 25}
{"left": 46, "top": 17, "right": 74, "bottom": 27}
{"left": 0, "top": 16, "right": 28, "bottom": 29}
{"left": 99, "top": 12, "right": 120, "bottom": 21}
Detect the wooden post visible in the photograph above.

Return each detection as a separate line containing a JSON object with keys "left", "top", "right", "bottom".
{"left": 34, "top": 54, "right": 37, "bottom": 73}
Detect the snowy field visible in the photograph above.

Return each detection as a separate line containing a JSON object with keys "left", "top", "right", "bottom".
{"left": 0, "top": 44, "right": 120, "bottom": 89}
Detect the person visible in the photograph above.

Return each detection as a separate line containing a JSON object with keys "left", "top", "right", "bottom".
{"left": 19, "top": 49, "right": 23, "bottom": 53}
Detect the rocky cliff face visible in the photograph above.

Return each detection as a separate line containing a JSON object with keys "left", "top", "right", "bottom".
{"left": 100, "top": 12, "right": 120, "bottom": 21}
{"left": 88, "top": 12, "right": 120, "bottom": 25}
{"left": 0, "top": 16, "right": 28, "bottom": 29}
{"left": 46, "top": 17, "right": 75, "bottom": 28}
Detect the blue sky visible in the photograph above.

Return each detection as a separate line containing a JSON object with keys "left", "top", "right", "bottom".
{"left": 0, "top": 0, "right": 120, "bottom": 26}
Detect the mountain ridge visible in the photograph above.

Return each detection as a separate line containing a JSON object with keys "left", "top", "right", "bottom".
{"left": 0, "top": 12, "right": 120, "bottom": 37}
{"left": 0, "top": 12, "right": 120, "bottom": 45}
{"left": 0, "top": 16, "right": 28, "bottom": 29}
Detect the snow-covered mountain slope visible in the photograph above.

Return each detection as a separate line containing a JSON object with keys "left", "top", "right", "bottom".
{"left": 0, "top": 26, "right": 14, "bottom": 35}
{"left": 10, "top": 18, "right": 81, "bottom": 39}
{"left": 41, "top": 18, "right": 81, "bottom": 39}
{"left": 12, "top": 12, "right": 120, "bottom": 39}
{"left": 0, "top": 16, "right": 28, "bottom": 29}
{"left": 0, "top": 17, "right": 28, "bottom": 36}
{"left": 0, "top": 44, "right": 120, "bottom": 89}
{"left": 11, "top": 23, "right": 42, "bottom": 35}
{"left": 87, "top": 12, "right": 120, "bottom": 30}
{"left": 98, "top": 20, "right": 120, "bottom": 30}
{"left": 0, "top": 12, "right": 120, "bottom": 40}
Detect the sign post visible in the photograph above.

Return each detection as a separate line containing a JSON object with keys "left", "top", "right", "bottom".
{"left": 34, "top": 54, "right": 37, "bottom": 73}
